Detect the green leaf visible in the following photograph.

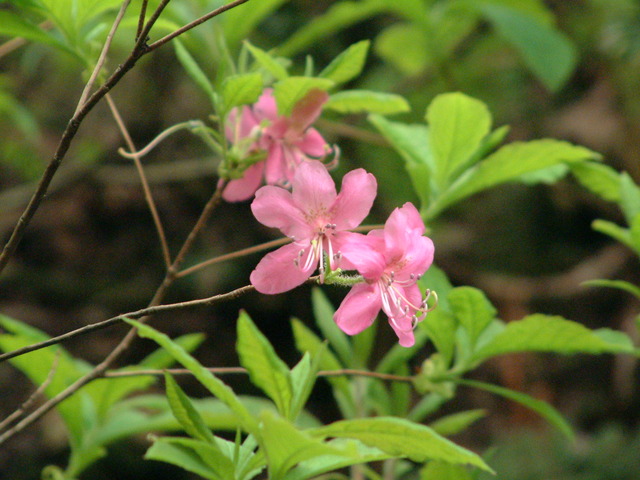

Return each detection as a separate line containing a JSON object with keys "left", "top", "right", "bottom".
{"left": 480, "top": 3, "right": 577, "bottom": 91}
{"left": 429, "top": 409, "right": 487, "bottom": 437}
{"left": 428, "top": 139, "right": 599, "bottom": 219}
{"left": 420, "top": 309, "right": 457, "bottom": 367}
{"left": 320, "top": 40, "right": 370, "bottom": 84}
{"left": 449, "top": 287, "right": 497, "bottom": 347}
{"left": 325, "top": 90, "right": 410, "bottom": 115}
{"left": 174, "top": 40, "right": 216, "bottom": 105}
{"left": 273, "top": 77, "right": 335, "bottom": 116}
{"left": 222, "top": 0, "right": 289, "bottom": 47}
{"left": 311, "top": 288, "right": 352, "bottom": 367}
{"left": 458, "top": 379, "right": 574, "bottom": 441}
{"left": 420, "top": 461, "right": 474, "bottom": 480}
{"left": 427, "top": 92, "right": 492, "bottom": 187}
{"left": 259, "top": 411, "right": 348, "bottom": 480}
{"left": 277, "top": 0, "right": 387, "bottom": 57}
{"left": 312, "top": 417, "right": 492, "bottom": 471}
{"left": 244, "top": 41, "right": 289, "bottom": 81}
{"left": 619, "top": 172, "right": 640, "bottom": 225}
{"left": 289, "top": 352, "right": 319, "bottom": 421}
{"left": 291, "top": 319, "right": 356, "bottom": 418}
{"left": 164, "top": 373, "right": 216, "bottom": 443}
{"left": 283, "top": 439, "right": 389, "bottom": 480}
{"left": 592, "top": 219, "right": 635, "bottom": 251}
{"left": 583, "top": 279, "right": 640, "bottom": 300}
{"left": 220, "top": 73, "right": 263, "bottom": 117}
{"left": 375, "top": 23, "right": 430, "bottom": 75}
{"left": 472, "top": 314, "right": 635, "bottom": 363}
{"left": 145, "top": 437, "right": 235, "bottom": 480}
{"left": 0, "top": 11, "right": 77, "bottom": 58}
{"left": 368, "top": 114, "right": 433, "bottom": 208}
{"left": 570, "top": 162, "right": 621, "bottom": 203}
{"left": 237, "top": 311, "right": 292, "bottom": 417}
{"left": 125, "top": 319, "right": 257, "bottom": 434}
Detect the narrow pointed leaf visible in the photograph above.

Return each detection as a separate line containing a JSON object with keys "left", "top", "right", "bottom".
{"left": 164, "top": 373, "right": 216, "bottom": 443}
{"left": 221, "top": 73, "right": 263, "bottom": 116}
{"left": 125, "top": 319, "right": 257, "bottom": 434}
{"left": 244, "top": 41, "right": 289, "bottom": 81}
{"left": 429, "top": 409, "right": 487, "bottom": 437}
{"left": 237, "top": 311, "right": 292, "bottom": 417}
{"left": 319, "top": 40, "right": 370, "bottom": 84}
{"left": 174, "top": 40, "right": 216, "bottom": 104}
{"left": 325, "top": 90, "right": 410, "bottom": 114}
{"left": 570, "top": 162, "right": 621, "bottom": 203}
{"left": 311, "top": 417, "right": 492, "bottom": 471}
{"left": 311, "top": 288, "right": 352, "bottom": 366}
{"left": 449, "top": 287, "right": 497, "bottom": 347}
{"left": 459, "top": 379, "right": 573, "bottom": 440}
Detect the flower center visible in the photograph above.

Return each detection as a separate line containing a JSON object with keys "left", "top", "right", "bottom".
{"left": 293, "top": 223, "right": 341, "bottom": 282}
{"left": 378, "top": 270, "right": 435, "bottom": 333}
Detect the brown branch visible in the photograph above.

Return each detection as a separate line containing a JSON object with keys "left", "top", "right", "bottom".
{"left": 104, "top": 366, "right": 414, "bottom": 383}
{"left": 106, "top": 94, "right": 172, "bottom": 268}
{"left": 147, "top": 0, "right": 251, "bottom": 52}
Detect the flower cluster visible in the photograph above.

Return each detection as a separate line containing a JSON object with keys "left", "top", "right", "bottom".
{"left": 225, "top": 89, "right": 435, "bottom": 347}
{"left": 223, "top": 89, "right": 336, "bottom": 202}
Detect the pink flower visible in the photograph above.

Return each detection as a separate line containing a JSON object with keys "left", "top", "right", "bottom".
{"left": 223, "top": 89, "right": 335, "bottom": 202}
{"left": 334, "top": 203, "right": 435, "bottom": 347}
{"left": 250, "top": 160, "right": 377, "bottom": 294}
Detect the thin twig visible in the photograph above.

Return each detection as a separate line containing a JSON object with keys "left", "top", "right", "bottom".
{"left": 74, "top": 0, "right": 131, "bottom": 117}
{"left": 104, "top": 366, "right": 414, "bottom": 383}
{"left": 106, "top": 94, "right": 172, "bottom": 268}
{"left": 0, "top": 350, "right": 60, "bottom": 432}
{"left": 176, "top": 224, "right": 385, "bottom": 279}
{"left": 136, "top": 0, "right": 149, "bottom": 41}
{"left": 147, "top": 0, "right": 251, "bottom": 52}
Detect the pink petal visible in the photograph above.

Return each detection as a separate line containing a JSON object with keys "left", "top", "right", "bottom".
{"left": 331, "top": 168, "right": 377, "bottom": 231}
{"left": 226, "top": 105, "right": 260, "bottom": 142}
{"left": 337, "top": 233, "right": 386, "bottom": 279}
{"left": 385, "top": 284, "right": 422, "bottom": 347}
{"left": 390, "top": 322, "right": 416, "bottom": 347}
{"left": 383, "top": 202, "right": 426, "bottom": 261}
{"left": 291, "top": 160, "right": 337, "bottom": 215}
{"left": 222, "top": 163, "right": 264, "bottom": 202}
{"left": 253, "top": 89, "right": 278, "bottom": 121}
{"left": 289, "top": 89, "right": 328, "bottom": 133}
{"left": 298, "top": 128, "right": 329, "bottom": 157}
{"left": 264, "top": 142, "right": 287, "bottom": 185}
{"left": 250, "top": 242, "right": 315, "bottom": 294}
{"left": 251, "top": 185, "right": 312, "bottom": 240}
{"left": 398, "top": 235, "right": 434, "bottom": 280}
{"left": 334, "top": 282, "right": 381, "bottom": 335}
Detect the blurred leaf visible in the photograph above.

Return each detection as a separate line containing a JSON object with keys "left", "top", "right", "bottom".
{"left": 479, "top": 3, "right": 577, "bottom": 91}
{"left": 222, "top": 0, "right": 289, "bottom": 47}
{"left": 592, "top": 219, "right": 636, "bottom": 252}
{"left": 312, "top": 417, "right": 493, "bottom": 471}
{"left": 449, "top": 287, "right": 497, "bottom": 347}
{"left": 259, "top": 410, "right": 348, "bottom": 480}
{"left": 0, "top": 11, "right": 77, "bottom": 58}
{"left": 420, "top": 309, "right": 457, "bottom": 367}
{"left": 220, "top": 72, "right": 263, "bottom": 116}
{"left": 619, "top": 172, "right": 640, "bottom": 225}
{"left": 320, "top": 40, "right": 370, "bottom": 84}
{"left": 583, "top": 279, "right": 640, "bottom": 300}
{"left": 289, "top": 351, "right": 321, "bottom": 421}
{"left": 427, "top": 92, "right": 492, "bottom": 188}
{"left": 518, "top": 163, "right": 569, "bottom": 184}
{"left": 237, "top": 311, "right": 292, "bottom": 417}
{"left": 458, "top": 379, "right": 574, "bottom": 441}
{"left": 375, "top": 23, "right": 430, "bottom": 75}
{"left": 427, "top": 140, "right": 599, "bottom": 219}
{"left": 472, "top": 314, "right": 635, "bottom": 364}
{"left": 273, "top": 77, "right": 334, "bottom": 116}
{"left": 311, "top": 288, "right": 352, "bottom": 367}
{"left": 244, "top": 41, "right": 289, "bottom": 81}
{"left": 420, "top": 460, "right": 474, "bottom": 480}
{"left": 325, "top": 90, "right": 410, "bottom": 114}
{"left": 277, "top": 0, "right": 387, "bottom": 57}
{"left": 164, "top": 373, "right": 216, "bottom": 443}
{"left": 125, "top": 319, "right": 257, "bottom": 434}
{"left": 570, "top": 162, "right": 621, "bottom": 203}
{"left": 174, "top": 39, "right": 216, "bottom": 105}
{"left": 429, "top": 409, "right": 487, "bottom": 437}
